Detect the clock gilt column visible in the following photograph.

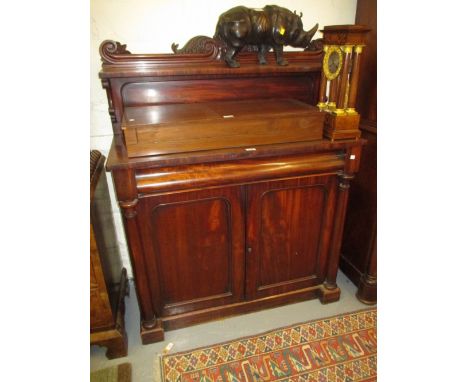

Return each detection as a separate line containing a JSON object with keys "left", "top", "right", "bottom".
{"left": 328, "top": 75, "right": 339, "bottom": 111}
{"left": 346, "top": 45, "right": 364, "bottom": 115}
{"left": 317, "top": 45, "right": 328, "bottom": 110}
{"left": 320, "top": 25, "right": 370, "bottom": 141}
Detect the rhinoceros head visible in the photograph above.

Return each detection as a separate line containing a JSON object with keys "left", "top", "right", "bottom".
{"left": 268, "top": 6, "right": 318, "bottom": 48}
{"left": 290, "top": 22, "right": 319, "bottom": 48}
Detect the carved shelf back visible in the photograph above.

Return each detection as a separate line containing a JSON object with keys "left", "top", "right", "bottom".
{"left": 98, "top": 37, "right": 325, "bottom": 136}
{"left": 171, "top": 35, "right": 324, "bottom": 57}
{"left": 100, "top": 39, "right": 224, "bottom": 67}
{"left": 99, "top": 36, "right": 324, "bottom": 68}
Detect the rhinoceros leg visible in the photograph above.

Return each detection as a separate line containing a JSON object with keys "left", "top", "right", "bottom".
{"left": 225, "top": 46, "right": 241, "bottom": 68}
{"left": 258, "top": 44, "right": 269, "bottom": 65}
{"left": 272, "top": 44, "right": 288, "bottom": 66}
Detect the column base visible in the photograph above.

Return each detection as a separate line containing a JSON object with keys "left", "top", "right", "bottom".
{"left": 356, "top": 274, "right": 377, "bottom": 305}
{"left": 319, "top": 284, "right": 341, "bottom": 304}
{"left": 141, "top": 319, "right": 165, "bottom": 344}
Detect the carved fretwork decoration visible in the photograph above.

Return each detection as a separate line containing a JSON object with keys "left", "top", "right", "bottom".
{"left": 171, "top": 35, "right": 323, "bottom": 59}
{"left": 170, "top": 36, "right": 269, "bottom": 59}
{"left": 171, "top": 36, "right": 225, "bottom": 59}
{"left": 99, "top": 39, "right": 228, "bottom": 66}
{"left": 100, "top": 40, "right": 131, "bottom": 64}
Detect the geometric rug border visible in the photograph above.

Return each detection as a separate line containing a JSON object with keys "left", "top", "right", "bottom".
{"left": 156, "top": 307, "right": 377, "bottom": 382}
{"left": 163, "top": 307, "right": 376, "bottom": 358}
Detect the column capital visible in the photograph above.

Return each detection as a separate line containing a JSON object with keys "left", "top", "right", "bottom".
{"left": 341, "top": 45, "right": 354, "bottom": 54}
{"left": 354, "top": 45, "right": 365, "bottom": 53}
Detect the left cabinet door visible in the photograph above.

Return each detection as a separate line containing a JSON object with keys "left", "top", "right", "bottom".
{"left": 137, "top": 186, "right": 245, "bottom": 317}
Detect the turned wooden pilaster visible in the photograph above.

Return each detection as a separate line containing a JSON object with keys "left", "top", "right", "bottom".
{"left": 346, "top": 45, "right": 364, "bottom": 114}
{"left": 111, "top": 168, "right": 158, "bottom": 330}
{"left": 357, "top": 231, "right": 377, "bottom": 304}
{"left": 324, "top": 171, "right": 354, "bottom": 289}
{"left": 118, "top": 198, "right": 157, "bottom": 328}
{"left": 336, "top": 45, "right": 353, "bottom": 113}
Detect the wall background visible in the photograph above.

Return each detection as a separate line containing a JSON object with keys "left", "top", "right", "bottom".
{"left": 90, "top": 0, "right": 358, "bottom": 277}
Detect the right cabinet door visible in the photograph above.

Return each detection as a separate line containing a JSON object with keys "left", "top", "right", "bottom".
{"left": 245, "top": 175, "right": 338, "bottom": 300}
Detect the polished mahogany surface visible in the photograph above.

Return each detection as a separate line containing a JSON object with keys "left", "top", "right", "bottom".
{"left": 134, "top": 152, "right": 345, "bottom": 194}
{"left": 99, "top": 30, "right": 366, "bottom": 343}
{"left": 245, "top": 175, "right": 338, "bottom": 300}
{"left": 99, "top": 50, "right": 323, "bottom": 136}
{"left": 122, "top": 98, "right": 324, "bottom": 157}
{"left": 137, "top": 186, "right": 245, "bottom": 317}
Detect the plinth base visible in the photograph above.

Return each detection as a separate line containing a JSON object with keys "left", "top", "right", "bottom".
{"left": 138, "top": 283, "right": 342, "bottom": 344}
{"left": 356, "top": 274, "right": 377, "bottom": 305}
{"left": 323, "top": 112, "right": 361, "bottom": 141}
{"left": 141, "top": 319, "right": 165, "bottom": 344}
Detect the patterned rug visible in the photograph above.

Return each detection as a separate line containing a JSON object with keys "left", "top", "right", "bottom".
{"left": 158, "top": 308, "right": 377, "bottom": 381}
{"left": 91, "top": 362, "right": 132, "bottom": 382}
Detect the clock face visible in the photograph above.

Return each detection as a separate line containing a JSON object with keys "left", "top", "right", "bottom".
{"left": 323, "top": 46, "right": 343, "bottom": 80}
{"left": 328, "top": 51, "right": 340, "bottom": 73}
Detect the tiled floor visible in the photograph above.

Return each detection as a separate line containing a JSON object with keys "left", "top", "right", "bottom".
{"left": 90, "top": 270, "right": 374, "bottom": 382}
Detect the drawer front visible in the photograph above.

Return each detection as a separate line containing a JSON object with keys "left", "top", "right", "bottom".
{"left": 135, "top": 152, "right": 345, "bottom": 195}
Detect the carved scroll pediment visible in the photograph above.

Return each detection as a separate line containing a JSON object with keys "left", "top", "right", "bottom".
{"left": 99, "top": 38, "right": 227, "bottom": 66}
{"left": 99, "top": 40, "right": 131, "bottom": 64}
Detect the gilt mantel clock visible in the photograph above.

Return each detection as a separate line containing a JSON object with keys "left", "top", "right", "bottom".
{"left": 317, "top": 25, "right": 371, "bottom": 140}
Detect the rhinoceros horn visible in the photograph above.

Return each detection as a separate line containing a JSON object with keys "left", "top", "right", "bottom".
{"left": 304, "top": 23, "right": 319, "bottom": 45}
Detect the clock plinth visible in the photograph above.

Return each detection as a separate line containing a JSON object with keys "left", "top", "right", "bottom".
{"left": 317, "top": 25, "right": 370, "bottom": 141}
{"left": 323, "top": 112, "right": 361, "bottom": 141}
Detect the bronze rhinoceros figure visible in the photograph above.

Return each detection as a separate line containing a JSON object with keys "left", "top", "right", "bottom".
{"left": 214, "top": 5, "right": 318, "bottom": 68}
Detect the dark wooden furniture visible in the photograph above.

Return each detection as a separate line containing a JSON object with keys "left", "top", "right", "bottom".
{"left": 122, "top": 98, "right": 324, "bottom": 158}
{"left": 90, "top": 150, "right": 129, "bottom": 358}
{"left": 340, "top": 0, "right": 377, "bottom": 304}
{"left": 99, "top": 25, "right": 369, "bottom": 344}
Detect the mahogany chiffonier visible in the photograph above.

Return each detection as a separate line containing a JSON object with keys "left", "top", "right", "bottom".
{"left": 90, "top": 150, "right": 129, "bottom": 358}
{"left": 98, "top": 25, "right": 369, "bottom": 343}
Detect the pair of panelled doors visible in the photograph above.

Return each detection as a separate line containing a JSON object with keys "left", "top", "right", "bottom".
{"left": 136, "top": 174, "right": 338, "bottom": 318}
